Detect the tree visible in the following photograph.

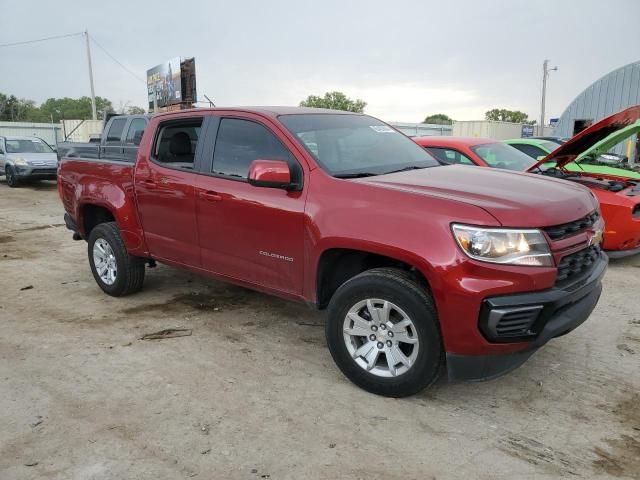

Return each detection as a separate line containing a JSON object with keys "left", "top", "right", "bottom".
{"left": 485, "top": 108, "right": 535, "bottom": 124}
{"left": 0, "top": 92, "right": 119, "bottom": 122}
{"left": 423, "top": 113, "right": 453, "bottom": 125}
{"left": 39, "top": 96, "right": 114, "bottom": 122}
{"left": 299, "top": 91, "right": 366, "bottom": 113}
{"left": 0, "top": 93, "right": 42, "bottom": 122}
{"left": 126, "top": 106, "right": 146, "bottom": 115}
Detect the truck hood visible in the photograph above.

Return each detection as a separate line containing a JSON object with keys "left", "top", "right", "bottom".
{"left": 527, "top": 105, "right": 640, "bottom": 172}
{"left": 358, "top": 165, "right": 597, "bottom": 227}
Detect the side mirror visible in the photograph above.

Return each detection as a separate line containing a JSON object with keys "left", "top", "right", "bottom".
{"left": 248, "top": 159, "right": 292, "bottom": 189}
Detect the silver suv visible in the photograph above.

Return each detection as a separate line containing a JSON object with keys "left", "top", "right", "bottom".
{"left": 0, "top": 136, "right": 59, "bottom": 188}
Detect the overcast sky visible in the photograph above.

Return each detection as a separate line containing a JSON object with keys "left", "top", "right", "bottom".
{"left": 1, "top": 0, "right": 639, "bottom": 122}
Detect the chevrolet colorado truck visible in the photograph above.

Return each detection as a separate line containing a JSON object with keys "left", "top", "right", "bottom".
{"left": 58, "top": 107, "right": 607, "bottom": 397}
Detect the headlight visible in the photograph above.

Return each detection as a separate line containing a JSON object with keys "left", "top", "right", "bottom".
{"left": 452, "top": 224, "right": 553, "bottom": 267}
{"left": 13, "top": 158, "right": 28, "bottom": 166}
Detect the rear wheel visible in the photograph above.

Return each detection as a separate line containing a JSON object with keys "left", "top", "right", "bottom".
{"left": 5, "top": 166, "right": 19, "bottom": 188}
{"left": 87, "top": 222, "right": 145, "bottom": 297}
{"left": 326, "top": 268, "right": 443, "bottom": 397}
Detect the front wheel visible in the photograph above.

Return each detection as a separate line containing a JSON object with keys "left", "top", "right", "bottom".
{"left": 5, "top": 166, "right": 20, "bottom": 188}
{"left": 326, "top": 268, "right": 443, "bottom": 397}
{"left": 87, "top": 222, "right": 145, "bottom": 297}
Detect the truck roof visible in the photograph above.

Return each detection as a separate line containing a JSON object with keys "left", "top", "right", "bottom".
{"left": 153, "top": 106, "right": 360, "bottom": 119}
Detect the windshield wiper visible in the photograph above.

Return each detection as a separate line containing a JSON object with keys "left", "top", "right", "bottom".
{"left": 334, "top": 172, "right": 379, "bottom": 178}
{"left": 383, "top": 165, "right": 428, "bottom": 174}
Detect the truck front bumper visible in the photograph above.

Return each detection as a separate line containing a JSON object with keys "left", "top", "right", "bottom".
{"left": 446, "top": 251, "right": 607, "bottom": 382}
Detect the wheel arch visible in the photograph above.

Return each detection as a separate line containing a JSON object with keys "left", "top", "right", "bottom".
{"left": 77, "top": 201, "right": 147, "bottom": 254}
{"left": 314, "top": 246, "right": 434, "bottom": 309}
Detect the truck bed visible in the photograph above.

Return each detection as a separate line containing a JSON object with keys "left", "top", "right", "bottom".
{"left": 56, "top": 141, "right": 100, "bottom": 161}
{"left": 58, "top": 157, "right": 136, "bottom": 232}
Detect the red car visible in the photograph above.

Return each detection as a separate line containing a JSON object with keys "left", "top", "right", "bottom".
{"left": 58, "top": 107, "right": 605, "bottom": 397}
{"left": 416, "top": 108, "right": 640, "bottom": 257}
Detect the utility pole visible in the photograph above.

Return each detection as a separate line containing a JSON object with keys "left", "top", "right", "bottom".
{"left": 540, "top": 59, "right": 558, "bottom": 136}
{"left": 84, "top": 29, "right": 97, "bottom": 120}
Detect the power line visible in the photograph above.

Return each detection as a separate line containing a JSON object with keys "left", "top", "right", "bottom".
{"left": 0, "top": 31, "right": 83, "bottom": 48}
{"left": 89, "top": 35, "right": 146, "bottom": 84}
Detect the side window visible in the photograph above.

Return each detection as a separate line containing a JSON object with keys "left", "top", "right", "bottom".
{"left": 212, "top": 118, "right": 295, "bottom": 179}
{"left": 152, "top": 118, "right": 203, "bottom": 170}
{"left": 125, "top": 118, "right": 147, "bottom": 146}
{"left": 512, "top": 144, "right": 545, "bottom": 159}
{"left": 105, "top": 118, "right": 127, "bottom": 143}
{"left": 426, "top": 147, "right": 474, "bottom": 165}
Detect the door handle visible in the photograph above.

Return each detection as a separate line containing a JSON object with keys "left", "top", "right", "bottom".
{"left": 199, "top": 190, "right": 223, "bottom": 202}
{"left": 143, "top": 179, "right": 158, "bottom": 189}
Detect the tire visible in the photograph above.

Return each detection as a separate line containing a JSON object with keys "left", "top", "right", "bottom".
{"left": 5, "top": 166, "right": 20, "bottom": 188}
{"left": 87, "top": 222, "right": 145, "bottom": 297}
{"left": 326, "top": 268, "right": 443, "bottom": 397}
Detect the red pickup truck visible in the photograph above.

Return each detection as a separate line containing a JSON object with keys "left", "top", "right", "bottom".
{"left": 58, "top": 107, "right": 607, "bottom": 396}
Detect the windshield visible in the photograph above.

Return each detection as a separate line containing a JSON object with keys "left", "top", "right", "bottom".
{"left": 278, "top": 114, "right": 439, "bottom": 177}
{"left": 471, "top": 142, "right": 536, "bottom": 171}
{"left": 5, "top": 138, "right": 54, "bottom": 154}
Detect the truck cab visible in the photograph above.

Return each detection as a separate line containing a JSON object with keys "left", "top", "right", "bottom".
{"left": 56, "top": 114, "right": 149, "bottom": 162}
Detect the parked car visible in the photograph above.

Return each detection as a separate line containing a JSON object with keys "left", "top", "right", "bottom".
{"left": 416, "top": 107, "right": 640, "bottom": 257}
{"left": 505, "top": 137, "right": 640, "bottom": 179}
{"left": 56, "top": 114, "right": 149, "bottom": 163}
{"left": 0, "top": 136, "right": 59, "bottom": 187}
{"left": 58, "top": 107, "right": 606, "bottom": 397}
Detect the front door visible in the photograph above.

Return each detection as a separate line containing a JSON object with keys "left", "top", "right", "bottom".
{"left": 135, "top": 116, "right": 204, "bottom": 267}
{"left": 195, "top": 116, "right": 306, "bottom": 295}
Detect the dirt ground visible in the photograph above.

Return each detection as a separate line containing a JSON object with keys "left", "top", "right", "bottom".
{"left": 0, "top": 180, "right": 639, "bottom": 480}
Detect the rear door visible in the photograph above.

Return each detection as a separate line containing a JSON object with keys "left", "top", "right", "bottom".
{"left": 194, "top": 114, "right": 306, "bottom": 295}
{"left": 134, "top": 115, "right": 205, "bottom": 267}
{"left": 100, "top": 117, "right": 127, "bottom": 161}
{"left": 123, "top": 117, "right": 147, "bottom": 163}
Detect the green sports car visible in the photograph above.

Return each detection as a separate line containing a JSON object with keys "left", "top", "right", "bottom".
{"left": 504, "top": 134, "right": 640, "bottom": 180}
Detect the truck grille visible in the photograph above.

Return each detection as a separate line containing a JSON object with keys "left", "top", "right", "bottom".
{"left": 543, "top": 211, "right": 600, "bottom": 240}
{"left": 555, "top": 246, "right": 601, "bottom": 287}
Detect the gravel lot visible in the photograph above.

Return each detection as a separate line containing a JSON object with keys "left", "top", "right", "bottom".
{"left": 1, "top": 180, "right": 639, "bottom": 480}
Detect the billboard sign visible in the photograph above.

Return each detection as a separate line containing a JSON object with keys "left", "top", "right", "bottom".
{"left": 521, "top": 124, "right": 535, "bottom": 138}
{"left": 147, "top": 57, "right": 182, "bottom": 110}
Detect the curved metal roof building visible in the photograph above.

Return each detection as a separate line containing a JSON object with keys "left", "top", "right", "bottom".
{"left": 553, "top": 61, "right": 640, "bottom": 158}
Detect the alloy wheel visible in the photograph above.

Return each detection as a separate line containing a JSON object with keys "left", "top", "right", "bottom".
{"left": 342, "top": 298, "right": 420, "bottom": 377}
{"left": 93, "top": 238, "right": 117, "bottom": 285}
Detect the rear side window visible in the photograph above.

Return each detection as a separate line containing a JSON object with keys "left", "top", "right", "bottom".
{"left": 212, "top": 118, "right": 295, "bottom": 179}
{"left": 106, "top": 118, "right": 127, "bottom": 143}
{"left": 511, "top": 143, "right": 547, "bottom": 159}
{"left": 125, "top": 118, "right": 147, "bottom": 146}
{"left": 152, "top": 118, "right": 203, "bottom": 170}
{"left": 425, "top": 147, "right": 474, "bottom": 165}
